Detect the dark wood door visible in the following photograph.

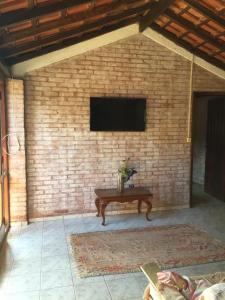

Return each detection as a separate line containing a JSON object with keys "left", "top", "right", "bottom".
{"left": 205, "top": 97, "right": 225, "bottom": 201}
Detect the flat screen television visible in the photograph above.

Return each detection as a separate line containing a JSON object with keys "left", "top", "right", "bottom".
{"left": 90, "top": 97, "right": 146, "bottom": 131}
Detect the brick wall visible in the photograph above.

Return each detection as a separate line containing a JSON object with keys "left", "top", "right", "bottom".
{"left": 6, "top": 79, "right": 27, "bottom": 223}
{"left": 193, "top": 65, "right": 225, "bottom": 91}
{"left": 24, "top": 34, "right": 225, "bottom": 219}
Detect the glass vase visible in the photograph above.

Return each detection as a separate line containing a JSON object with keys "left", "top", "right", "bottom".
{"left": 117, "top": 173, "right": 124, "bottom": 193}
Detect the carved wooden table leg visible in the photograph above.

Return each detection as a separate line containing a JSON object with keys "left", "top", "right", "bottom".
{"left": 138, "top": 199, "right": 142, "bottom": 213}
{"left": 95, "top": 198, "right": 100, "bottom": 217}
{"left": 143, "top": 199, "right": 152, "bottom": 221}
{"left": 100, "top": 202, "right": 107, "bottom": 226}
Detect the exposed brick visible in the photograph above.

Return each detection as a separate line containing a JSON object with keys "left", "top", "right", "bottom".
{"left": 22, "top": 34, "right": 225, "bottom": 219}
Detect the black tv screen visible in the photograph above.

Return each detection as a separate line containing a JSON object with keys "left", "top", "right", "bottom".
{"left": 90, "top": 97, "right": 146, "bottom": 131}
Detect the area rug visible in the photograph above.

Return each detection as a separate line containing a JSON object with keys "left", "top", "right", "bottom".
{"left": 69, "top": 224, "right": 225, "bottom": 278}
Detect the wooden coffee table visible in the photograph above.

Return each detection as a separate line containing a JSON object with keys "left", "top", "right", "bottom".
{"left": 94, "top": 187, "right": 153, "bottom": 225}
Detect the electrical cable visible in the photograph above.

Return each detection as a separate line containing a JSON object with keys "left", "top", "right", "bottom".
{"left": 187, "top": 54, "right": 194, "bottom": 143}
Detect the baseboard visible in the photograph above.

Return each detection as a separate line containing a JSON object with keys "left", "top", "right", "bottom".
{"left": 10, "top": 220, "right": 28, "bottom": 227}
{"left": 28, "top": 204, "right": 190, "bottom": 223}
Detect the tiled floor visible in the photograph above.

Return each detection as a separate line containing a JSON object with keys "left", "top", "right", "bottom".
{"left": 0, "top": 184, "right": 225, "bottom": 300}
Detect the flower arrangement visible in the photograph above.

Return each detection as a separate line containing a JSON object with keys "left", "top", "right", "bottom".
{"left": 118, "top": 158, "right": 137, "bottom": 191}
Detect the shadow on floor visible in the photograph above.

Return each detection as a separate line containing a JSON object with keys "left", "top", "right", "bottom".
{"left": 191, "top": 183, "right": 224, "bottom": 207}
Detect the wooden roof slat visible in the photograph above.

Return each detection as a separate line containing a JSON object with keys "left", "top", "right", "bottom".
{"left": 1, "top": 3, "right": 152, "bottom": 59}
{"left": 184, "top": 0, "right": 225, "bottom": 28}
{"left": 0, "top": 0, "right": 92, "bottom": 28}
{"left": 183, "top": 34, "right": 203, "bottom": 47}
{"left": 178, "top": 10, "right": 202, "bottom": 24}
{"left": 165, "top": 23, "right": 185, "bottom": 36}
{"left": 8, "top": 20, "right": 32, "bottom": 33}
{"left": 186, "top": 32, "right": 204, "bottom": 44}
{"left": 150, "top": 22, "right": 225, "bottom": 70}
{"left": 139, "top": 0, "right": 175, "bottom": 32}
{"left": 0, "top": 0, "right": 224, "bottom": 72}
{"left": 201, "top": 23, "right": 222, "bottom": 37}
{"left": 167, "top": 21, "right": 187, "bottom": 35}
{"left": 206, "top": 20, "right": 225, "bottom": 34}
{"left": 0, "top": 0, "right": 27, "bottom": 13}
{"left": 5, "top": 16, "right": 139, "bottom": 66}
{"left": 0, "top": 0, "right": 137, "bottom": 47}
{"left": 202, "top": 0, "right": 224, "bottom": 14}
{"left": 165, "top": 9, "right": 225, "bottom": 52}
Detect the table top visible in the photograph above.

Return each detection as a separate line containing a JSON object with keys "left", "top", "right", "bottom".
{"left": 94, "top": 187, "right": 152, "bottom": 198}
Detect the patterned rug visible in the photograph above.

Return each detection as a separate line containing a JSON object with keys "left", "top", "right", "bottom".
{"left": 69, "top": 224, "right": 225, "bottom": 278}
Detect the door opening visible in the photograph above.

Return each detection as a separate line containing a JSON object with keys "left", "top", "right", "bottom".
{"left": 191, "top": 92, "right": 225, "bottom": 207}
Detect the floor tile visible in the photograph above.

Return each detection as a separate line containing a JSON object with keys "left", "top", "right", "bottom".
{"left": 64, "top": 217, "right": 85, "bottom": 234}
{"left": 104, "top": 273, "right": 136, "bottom": 281}
{"left": 8, "top": 237, "right": 42, "bottom": 249}
{"left": 106, "top": 276, "right": 142, "bottom": 300}
{"left": 65, "top": 225, "right": 87, "bottom": 235}
{"left": 64, "top": 217, "right": 83, "bottom": 226}
{"left": 44, "top": 219, "right": 64, "bottom": 228}
{"left": 10, "top": 257, "right": 41, "bottom": 276}
{"left": 42, "top": 244, "right": 68, "bottom": 258}
{"left": 135, "top": 274, "right": 149, "bottom": 291}
{"left": 75, "top": 280, "right": 111, "bottom": 300}
{"left": 7, "top": 230, "right": 21, "bottom": 240}
{"left": 19, "top": 232, "right": 43, "bottom": 241}
{"left": 4, "top": 272, "right": 41, "bottom": 293}
{"left": 42, "top": 236, "right": 67, "bottom": 248}
{"left": 43, "top": 230, "right": 65, "bottom": 240}
{"left": 172, "top": 261, "right": 225, "bottom": 276}
{"left": 11, "top": 246, "right": 42, "bottom": 261}
{"left": 41, "top": 269, "right": 73, "bottom": 290}
{"left": 41, "top": 255, "right": 70, "bottom": 272}
{"left": 1, "top": 183, "right": 225, "bottom": 300}
{"left": 73, "top": 274, "right": 105, "bottom": 285}
{"left": 43, "top": 228, "right": 65, "bottom": 237}
{"left": 0, "top": 274, "right": 9, "bottom": 291}
{"left": 40, "top": 286, "right": 76, "bottom": 300}
{"left": 25, "top": 221, "right": 43, "bottom": 229}
{"left": 0, "top": 290, "right": 40, "bottom": 300}
{"left": 123, "top": 298, "right": 142, "bottom": 300}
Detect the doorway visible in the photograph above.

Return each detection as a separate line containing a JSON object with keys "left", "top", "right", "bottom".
{"left": 191, "top": 92, "right": 225, "bottom": 206}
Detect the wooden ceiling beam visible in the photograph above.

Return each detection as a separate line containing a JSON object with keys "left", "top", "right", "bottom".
{"left": 0, "top": 0, "right": 25, "bottom": 11}
{"left": 139, "top": 0, "right": 175, "bottom": 32}
{"left": 6, "top": 17, "right": 139, "bottom": 66}
{"left": 0, "top": 0, "right": 91, "bottom": 28}
{"left": 1, "top": 3, "right": 151, "bottom": 59}
{"left": 0, "top": 0, "right": 131, "bottom": 46}
{"left": 184, "top": 0, "right": 225, "bottom": 28}
{"left": 165, "top": 10, "right": 225, "bottom": 52}
{"left": 150, "top": 23, "right": 225, "bottom": 70}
